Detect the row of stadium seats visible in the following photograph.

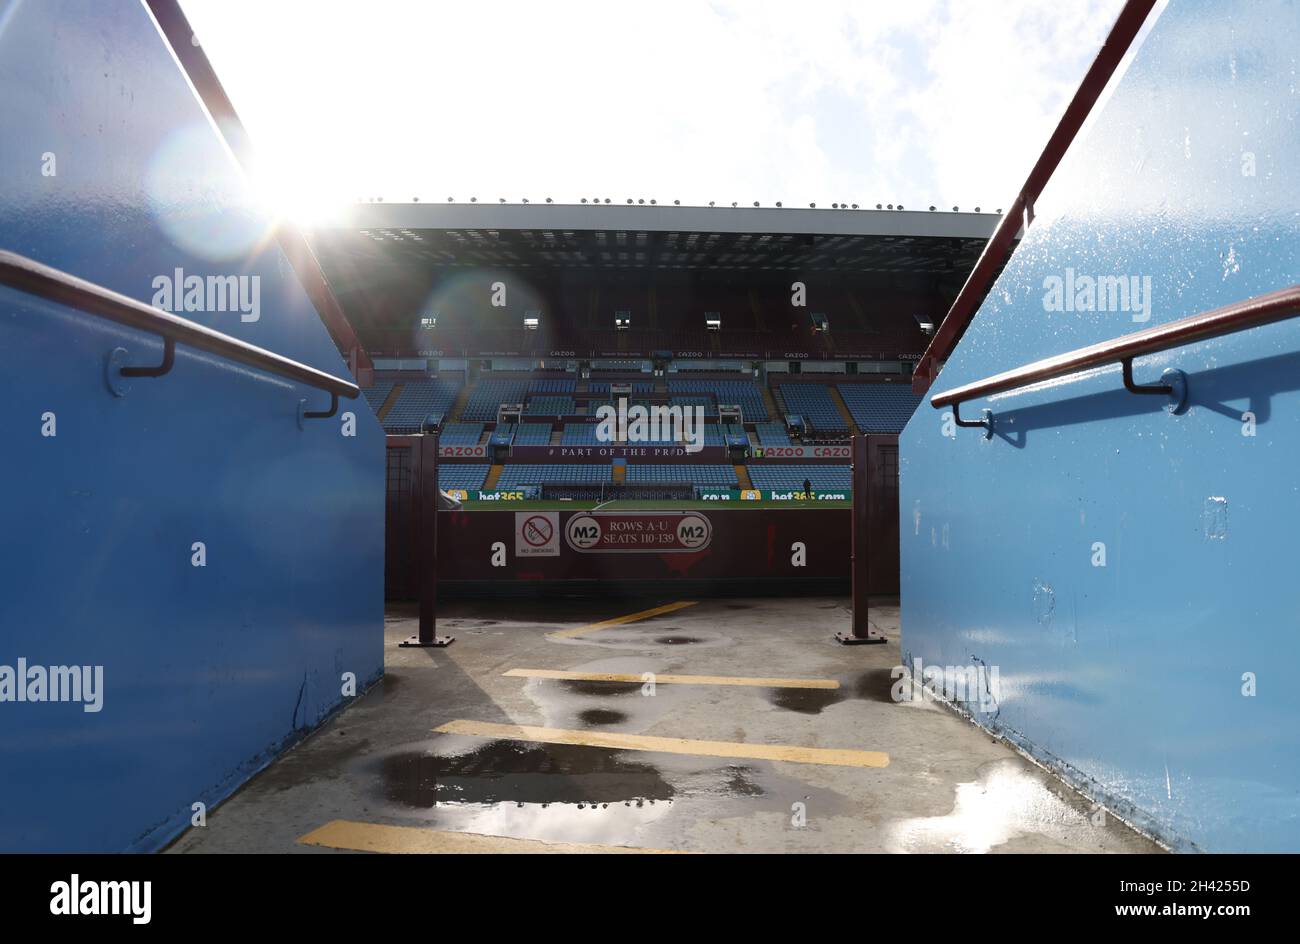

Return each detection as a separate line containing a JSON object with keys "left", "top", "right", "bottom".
{"left": 525, "top": 396, "right": 575, "bottom": 415}
{"left": 588, "top": 381, "right": 655, "bottom": 394}
{"left": 747, "top": 465, "right": 852, "bottom": 490}
{"left": 382, "top": 377, "right": 462, "bottom": 434}
{"left": 362, "top": 379, "right": 394, "bottom": 414}
{"left": 667, "top": 379, "right": 768, "bottom": 420}
{"left": 369, "top": 373, "right": 917, "bottom": 437}
{"left": 755, "top": 422, "right": 792, "bottom": 445}
{"left": 438, "top": 464, "right": 491, "bottom": 490}
{"left": 497, "top": 464, "right": 612, "bottom": 486}
{"left": 509, "top": 422, "right": 553, "bottom": 445}
{"left": 439, "top": 463, "right": 851, "bottom": 493}
{"left": 462, "top": 378, "right": 529, "bottom": 421}
{"left": 776, "top": 384, "right": 847, "bottom": 435}
{"left": 439, "top": 422, "right": 483, "bottom": 446}
{"left": 626, "top": 465, "right": 738, "bottom": 485}
{"left": 837, "top": 383, "right": 923, "bottom": 433}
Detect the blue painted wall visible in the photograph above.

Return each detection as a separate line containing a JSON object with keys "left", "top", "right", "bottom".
{"left": 901, "top": 0, "right": 1300, "bottom": 852}
{"left": 0, "top": 0, "right": 384, "bottom": 851}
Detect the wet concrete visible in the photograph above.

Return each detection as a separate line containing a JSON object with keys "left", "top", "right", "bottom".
{"left": 167, "top": 596, "right": 1165, "bottom": 854}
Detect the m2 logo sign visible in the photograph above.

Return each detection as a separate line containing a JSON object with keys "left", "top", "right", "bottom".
{"left": 564, "top": 512, "right": 712, "bottom": 553}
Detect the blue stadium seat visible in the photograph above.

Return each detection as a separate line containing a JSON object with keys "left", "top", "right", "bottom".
{"left": 438, "top": 422, "right": 483, "bottom": 446}
{"left": 383, "top": 377, "right": 462, "bottom": 433}
{"left": 755, "top": 422, "right": 792, "bottom": 446}
{"left": 837, "top": 384, "right": 923, "bottom": 433}
{"left": 747, "top": 464, "right": 851, "bottom": 491}
{"left": 625, "top": 464, "right": 738, "bottom": 486}
{"left": 438, "top": 464, "right": 491, "bottom": 490}
{"left": 525, "top": 396, "right": 575, "bottom": 415}
{"left": 776, "top": 385, "right": 846, "bottom": 435}
{"left": 462, "top": 378, "right": 530, "bottom": 421}
{"left": 496, "top": 464, "right": 612, "bottom": 486}
{"left": 528, "top": 379, "right": 577, "bottom": 393}
{"left": 667, "top": 379, "right": 768, "bottom": 420}
{"left": 511, "top": 423, "right": 553, "bottom": 445}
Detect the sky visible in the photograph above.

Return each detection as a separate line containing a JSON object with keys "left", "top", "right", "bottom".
{"left": 179, "top": 0, "right": 1128, "bottom": 224}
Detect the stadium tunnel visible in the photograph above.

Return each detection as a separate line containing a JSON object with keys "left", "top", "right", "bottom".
{"left": 2, "top": 0, "right": 1295, "bottom": 855}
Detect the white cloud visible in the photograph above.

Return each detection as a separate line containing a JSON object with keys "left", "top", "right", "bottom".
{"left": 180, "top": 0, "right": 1128, "bottom": 215}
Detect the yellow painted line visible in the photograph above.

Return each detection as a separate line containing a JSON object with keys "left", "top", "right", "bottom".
{"left": 503, "top": 668, "right": 839, "bottom": 690}
{"left": 434, "top": 720, "right": 889, "bottom": 769}
{"left": 546, "top": 600, "right": 699, "bottom": 638}
{"left": 298, "top": 820, "right": 683, "bottom": 855}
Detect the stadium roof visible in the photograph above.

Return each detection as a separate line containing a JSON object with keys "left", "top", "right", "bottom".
{"left": 311, "top": 203, "right": 1003, "bottom": 275}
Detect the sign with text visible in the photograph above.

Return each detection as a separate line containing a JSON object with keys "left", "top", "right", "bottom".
{"left": 516, "top": 511, "right": 560, "bottom": 557}
{"left": 753, "top": 445, "right": 851, "bottom": 459}
{"left": 564, "top": 512, "right": 712, "bottom": 554}
{"left": 440, "top": 444, "right": 488, "bottom": 458}
{"left": 510, "top": 445, "right": 728, "bottom": 461}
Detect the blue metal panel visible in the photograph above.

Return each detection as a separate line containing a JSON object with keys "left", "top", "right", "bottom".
{"left": 0, "top": 0, "right": 384, "bottom": 851}
{"left": 901, "top": 0, "right": 1300, "bottom": 852}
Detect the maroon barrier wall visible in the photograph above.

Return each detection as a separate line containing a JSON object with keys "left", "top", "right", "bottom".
{"left": 417, "top": 508, "right": 851, "bottom": 595}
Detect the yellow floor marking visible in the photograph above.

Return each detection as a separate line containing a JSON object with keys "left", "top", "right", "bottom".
{"left": 298, "top": 820, "right": 683, "bottom": 855}
{"left": 546, "top": 600, "right": 699, "bottom": 638}
{"left": 503, "top": 668, "right": 839, "bottom": 690}
{"left": 434, "top": 720, "right": 889, "bottom": 769}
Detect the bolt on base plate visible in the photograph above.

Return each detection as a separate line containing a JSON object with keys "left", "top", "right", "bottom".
{"left": 399, "top": 634, "right": 455, "bottom": 648}
{"left": 835, "top": 630, "right": 887, "bottom": 645}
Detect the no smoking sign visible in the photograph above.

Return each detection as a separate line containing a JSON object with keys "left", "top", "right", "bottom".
{"left": 515, "top": 511, "right": 559, "bottom": 557}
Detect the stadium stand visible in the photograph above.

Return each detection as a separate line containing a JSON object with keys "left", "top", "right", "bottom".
{"left": 462, "top": 377, "right": 530, "bottom": 421}
{"left": 747, "top": 465, "right": 852, "bottom": 491}
{"left": 775, "top": 384, "right": 848, "bottom": 435}
{"left": 626, "top": 465, "right": 738, "bottom": 486}
{"left": 511, "top": 423, "right": 553, "bottom": 445}
{"left": 438, "top": 464, "right": 491, "bottom": 491}
{"left": 755, "top": 422, "right": 792, "bottom": 446}
{"left": 382, "top": 376, "right": 462, "bottom": 433}
{"left": 588, "top": 381, "right": 655, "bottom": 394}
{"left": 362, "top": 379, "right": 394, "bottom": 415}
{"left": 438, "top": 423, "right": 484, "bottom": 446}
{"left": 837, "top": 383, "right": 923, "bottom": 433}
{"left": 528, "top": 379, "right": 576, "bottom": 393}
{"left": 668, "top": 395, "right": 716, "bottom": 416}
{"left": 525, "top": 396, "right": 575, "bottom": 415}
{"left": 497, "top": 464, "right": 612, "bottom": 486}
{"left": 668, "top": 379, "right": 768, "bottom": 420}
{"left": 561, "top": 424, "right": 603, "bottom": 445}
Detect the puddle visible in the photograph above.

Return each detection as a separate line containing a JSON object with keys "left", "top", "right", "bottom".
{"left": 578, "top": 708, "right": 628, "bottom": 725}
{"left": 766, "top": 668, "right": 901, "bottom": 714}
{"left": 769, "top": 687, "right": 845, "bottom": 714}
{"left": 553, "top": 627, "right": 732, "bottom": 651}
{"left": 379, "top": 742, "right": 676, "bottom": 808}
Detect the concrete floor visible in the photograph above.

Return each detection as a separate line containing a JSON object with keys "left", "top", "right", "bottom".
{"left": 169, "top": 596, "right": 1164, "bottom": 854}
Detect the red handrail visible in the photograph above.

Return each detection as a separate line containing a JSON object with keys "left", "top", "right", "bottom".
{"left": 930, "top": 285, "right": 1300, "bottom": 416}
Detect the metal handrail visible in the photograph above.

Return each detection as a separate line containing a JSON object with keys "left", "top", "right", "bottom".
{"left": 931, "top": 285, "right": 1300, "bottom": 429}
{"left": 912, "top": 0, "right": 1158, "bottom": 394}
{"left": 0, "top": 251, "right": 359, "bottom": 414}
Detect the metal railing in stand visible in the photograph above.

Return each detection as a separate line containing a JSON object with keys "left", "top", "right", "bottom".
{"left": 0, "top": 250, "right": 359, "bottom": 418}
{"left": 931, "top": 284, "right": 1300, "bottom": 433}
